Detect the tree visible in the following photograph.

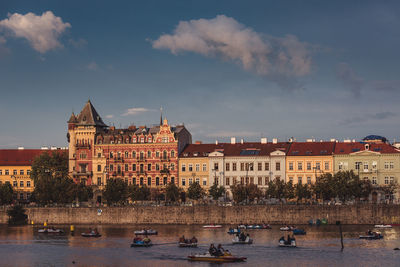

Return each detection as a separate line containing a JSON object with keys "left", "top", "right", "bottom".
{"left": 284, "top": 181, "right": 295, "bottom": 200}
{"left": 0, "top": 183, "right": 14, "bottom": 205}
{"left": 265, "top": 181, "right": 276, "bottom": 199}
{"left": 231, "top": 184, "right": 247, "bottom": 203}
{"left": 103, "top": 178, "right": 129, "bottom": 205}
{"left": 208, "top": 184, "right": 226, "bottom": 200}
{"left": 31, "top": 151, "right": 69, "bottom": 185}
{"left": 150, "top": 188, "right": 163, "bottom": 202}
{"left": 7, "top": 205, "right": 27, "bottom": 225}
{"left": 73, "top": 183, "right": 93, "bottom": 202}
{"left": 187, "top": 182, "right": 205, "bottom": 200}
{"left": 165, "top": 182, "right": 180, "bottom": 202}
{"left": 380, "top": 182, "right": 398, "bottom": 203}
{"left": 295, "top": 183, "right": 312, "bottom": 203}
{"left": 246, "top": 184, "right": 263, "bottom": 202}
{"left": 130, "top": 185, "right": 151, "bottom": 201}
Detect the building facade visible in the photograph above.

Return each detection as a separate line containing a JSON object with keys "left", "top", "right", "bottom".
{"left": 286, "top": 142, "right": 336, "bottom": 184}
{"left": 0, "top": 149, "right": 45, "bottom": 201}
{"left": 67, "top": 100, "right": 192, "bottom": 189}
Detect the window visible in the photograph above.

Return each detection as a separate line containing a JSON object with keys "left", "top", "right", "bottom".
{"left": 195, "top": 177, "right": 200, "bottom": 184}
{"left": 140, "top": 137, "right": 144, "bottom": 143}
{"left": 298, "top": 162, "right": 302, "bottom": 171}
{"left": 189, "top": 178, "right": 193, "bottom": 185}
{"left": 148, "top": 177, "right": 151, "bottom": 186}
{"left": 80, "top": 153, "right": 87, "bottom": 159}
{"left": 189, "top": 164, "right": 193, "bottom": 172}
{"left": 20, "top": 193, "right": 24, "bottom": 200}
{"left": 196, "top": 164, "right": 200, "bottom": 172}
{"left": 5, "top": 170, "right": 8, "bottom": 175}
{"left": 110, "top": 152, "right": 113, "bottom": 158}
{"left": 109, "top": 164, "right": 114, "bottom": 171}
{"left": 147, "top": 151, "right": 151, "bottom": 158}
{"left": 203, "top": 178, "right": 207, "bottom": 186}
{"left": 171, "top": 150, "right": 175, "bottom": 158}
{"left": 214, "top": 163, "right": 219, "bottom": 171}
{"left": 97, "top": 165, "right": 101, "bottom": 172}
{"left": 315, "top": 162, "right": 321, "bottom": 170}
{"left": 171, "top": 163, "right": 175, "bottom": 171}
{"left": 125, "top": 151, "right": 129, "bottom": 158}
{"left": 140, "top": 177, "right": 144, "bottom": 185}
{"left": 156, "top": 164, "right": 160, "bottom": 171}
{"left": 289, "top": 162, "right": 294, "bottom": 170}
{"left": 232, "top": 163, "right": 237, "bottom": 171}
{"left": 148, "top": 164, "right": 151, "bottom": 171}
{"left": 156, "top": 177, "right": 160, "bottom": 186}
{"left": 97, "top": 177, "right": 102, "bottom": 185}
{"left": 297, "top": 176, "right": 302, "bottom": 184}
{"left": 385, "top": 176, "right": 389, "bottom": 184}
{"left": 276, "top": 162, "right": 280, "bottom": 171}
{"left": 132, "top": 164, "right": 136, "bottom": 171}
{"left": 226, "top": 163, "right": 230, "bottom": 171}
{"left": 339, "top": 162, "right": 343, "bottom": 170}
{"left": 390, "top": 177, "right": 395, "bottom": 184}
{"left": 182, "top": 178, "right": 186, "bottom": 186}
{"left": 363, "top": 162, "right": 368, "bottom": 170}
{"left": 132, "top": 177, "right": 136, "bottom": 184}
{"left": 258, "top": 177, "right": 262, "bottom": 185}
{"left": 163, "top": 177, "right": 167, "bottom": 185}
{"left": 20, "top": 181, "right": 24, "bottom": 187}
{"left": 240, "top": 163, "right": 244, "bottom": 171}
{"left": 325, "top": 162, "right": 329, "bottom": 171}
{"left": 306, "top": 162, "right": 311, "bottom": 170}
{"left": 132, "top": 151, "right": 136, "bottom": 158}
{"left": 27, "top": 170, "right": 30, "bottom": 175}
{"left": 202, "top": 164, "right": 207, "bottom": 171}
{"left": 289, "top": 176, "right": 293, "bottom": 183}
{"left": 20, "top": 170, "right": 24, "bottom": 175}
{"left": 390, "top": 162, "right": 394, "bottom": 169}
{"left": 240, "top": 177, "right": 244, "bottom": 185}
{"left": 13, "top": 170, "right": 17, "bottom": 175}
{"left": 162, "top": 137, "right": 168, "bottom": 143}
{"left": 258, "top": 162, "right": 262, "bottom": 171}
{"left": 307, "top": 177, "right": 311, "bottom": 185}
{"left": 125, "top": 164, "right": 129, "bottom": 172}
{"left": 27, "top": 181, "right": 31, "bottom": 187}
{"left": 171, "top": 177, "right": 175, "bottom": 184}
{"left": 265, "top": 162, "right": 270, "bottom": 171}
{"left": 13, "top": 181, "right": 17, "bottom": 187}
{"left": 156, "top": 151, "right": 160, "bottom": 158}
{"left": 0, "top": 170, "right": 2, "bottom": 175}
{"left": 372, "top": 177, "right": 377, "bottom": 185}
{"left": 226, "top": 177, "right": 230, "bottom": 186}
{"left": 265, "top": 177, "right": 269, "bottom": 185}
{"left": 372, "top": 161, "right": 377, "bottom": 169}
{"left": 355, "top": 162, "right": 362, "bottom": 169}
{"left": 182, "top": 164, "right": 186, "bottom": 172}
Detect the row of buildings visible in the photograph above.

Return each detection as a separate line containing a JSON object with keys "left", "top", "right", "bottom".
{"left": 0, "top": 100, "right": 399, "bottom": 202}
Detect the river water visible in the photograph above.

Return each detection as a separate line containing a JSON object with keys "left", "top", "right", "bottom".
{"left": 0, "top": 224, "right": 399, "bottom": 267}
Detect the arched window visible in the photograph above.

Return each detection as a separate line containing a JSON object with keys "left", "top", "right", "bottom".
{"left": 171, "top": 150, "right": 175, "bottom": 158}
{"left": 156, "top": 177, "right": 160, "bottom": 185}
{"left": 163, "top": 150, "right": 168, "bottom": 160}
{"left": 147, "top": 177, "right": 151, "bottom": 186}
{"left": 125, "top": 151, "right": 129, "bottom": 158}
{"left": 132, "top": 151, "right": 136, "bottom": 158}
{"left": 147, "top": 151, "right": 151, "bottom": 158}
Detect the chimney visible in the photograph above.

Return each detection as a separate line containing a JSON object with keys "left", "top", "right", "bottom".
{"left": 344, "top": 139, "right": 351, "bottom": 143}
{"left": 365, "top": 144, "right": 369, "bottom": 150}
{"left": 17, "top": 147, "right": 24, "bottom": 150}
{"left": 215, "top": 140, "right": 218, "bottom": 145}
{"left": 261, "top": 138, "right": 267, "bottom": 144}
{"left": 330, "top": 138, "right": 336, "bottom": 142}
{"left": 41, "top": 146, "right": 49, "bottom": 150}
{"left": 195, "top": 141, "right": 202, "bottom": 145}
{"left": 288, "top": 137, "right": 293, "bottom": 143}
{"left": 306, "top": 139, "right": 314, "bottom": 142}
{"left": 240, "top": 139, "right": 244, "bottom": 144}
{"left": 272, "top": 138, "right": 278, "bottom": 144}
{"left": 231, "top": 137, "right": 236, "bottom": 144}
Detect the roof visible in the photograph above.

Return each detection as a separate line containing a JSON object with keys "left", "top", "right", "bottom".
{"left": 75, "top": 100, "right": 107, "bottom": 127}
{"left": 68, "top": 112, "right": 78, "bottom": 123}
{"left": 334, "top": 142, "right": 399, "bottom": 154}
{"left": 363, "top": 135, "right": 387, "bottom": 142}
{"left": 0, "top": 149, "right": 50, "bottom": 166}
{"left": 180, "top": 142, "right": 291, "bottom": 157}
{"left": 287, "top": 142, "right": 336, "bottom": 156}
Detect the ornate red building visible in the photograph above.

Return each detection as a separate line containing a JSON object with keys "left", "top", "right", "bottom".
{"left": 67, "top": 100, "right": 192, "bottom": 188}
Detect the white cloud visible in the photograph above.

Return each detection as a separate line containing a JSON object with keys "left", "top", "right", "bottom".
{"left": 0, "top": 11, "right": 70, "bottom": 53}
{"left": 86, "top": 61, "right": 98, "bottom": 71}
{"left": 152, "top": 15, "right": 312, "bottom": 89}
{"left": 105, "top": 114, "right": 114, "bottom": 119}
{"left": 122, "top": 107, "right": 155, "bottom": 116}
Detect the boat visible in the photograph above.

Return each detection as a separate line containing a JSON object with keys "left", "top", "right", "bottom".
{"left": 81, "top": 232, "right": 101, "bottom": 238}
{"left": 227, "top": 228, "right": 241, "bottom": 234}
{"left": 131, "top": 237, "right": 152, "bottom": 247}
{"left": 308, "top": 219, "right": 314, "bottom": 225}
{"left": 279, "top": 239, "right": 296, "bottom": 247}
{"left": 321, "top": 218, "right": 328, "bottom": 225}
{"left": 280, "top": 226, "right": 294, "bottom": 231}
{"left": 134, "top": 229, "right": 158, "bottom": 235}
{"left": 238, "top": 224, "right": 247, "bottom": 229}
{"left": 374, "top": 224, "right": 392, "bottom": 228}
{"left": 188, "top": 253, "right": 246, "bottom": 262}
{"left": 38, "top": 228, "right": 64, "bottom": 234}
{"left": 292, "top": 229, "right": 306, "bottom": 235}
{"left": 202, "top": 225, "right": 222, "bottom": 228}
{"left": 179, "top": 242, "right": 198, "bottom": 247}
{"left": 232, "top": 235, "right": 253, "bottom": 244}
{"left": 359, "top": 231, "right": 383, "bottom": 240}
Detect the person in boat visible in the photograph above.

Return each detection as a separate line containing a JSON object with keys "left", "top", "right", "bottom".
{"left": 216, "top": 244, "right": 225, "bottom": 256}
{"left": 179, "top": 235, "right": 185, "bottom": 243}
{"left": 209, "top": 244, "right": 217, "bottom": 256}
{"left": 94, "top": 228, "right": 99, "bottom": 235}
{"left": 246, "top": 233, "right": 250, "bottom": 241}
{"left": 279, "top": 236, "right": 285, "bottom": 243}
{"left": 133, "top": 237, "right": 142, "bottom": 243}
{"left": 367, "top": 229, "right": 373, "bottom": 235}
{"left": 143, "top": 235, "right": 150, "bottom": 244}
{"left": 190, "top": 236, "right": 198, "bottom": 244}
{"left": 239, "top": 232, "right": 246, "bottom": 241}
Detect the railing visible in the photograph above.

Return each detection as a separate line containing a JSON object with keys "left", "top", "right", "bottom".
{"left": 160, "top": 157, "right": 170, "bottom": 162}
{"left": 137, "top": 157, "right": 146, "bottom": 162}
{"left": 72, "top": 171, "right": 92, "bottom": 176}
{"left": 160, "top": 169, "right": 170, "bottom": 174}
{"left": 75, "top": 143, "right": 91, "bottom": 149}
{"left": 137, "top": 170, "right": 147, "bottom": 175}
{"left": 113, "top": 157, "right": 124, "bottom": 162}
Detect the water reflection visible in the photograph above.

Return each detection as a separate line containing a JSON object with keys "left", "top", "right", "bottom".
{"left": 0, "top": 224, "right": 399, "bottom": 266}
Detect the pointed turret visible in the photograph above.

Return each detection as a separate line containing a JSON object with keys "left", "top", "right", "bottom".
{"left": 160, "top": 106, "right": 163, "bottom": 126}
{"left": 76, "top": 100, "right": 107, "bottom": 127}
{"left": 68, "top": 112, "right": 78, "bottom": 123}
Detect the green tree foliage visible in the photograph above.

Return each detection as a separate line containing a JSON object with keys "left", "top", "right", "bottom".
{"left": 187, "top": 182, "right": 205, "bottom": 200}
{"left": 7, "top": 205, "right": 28, "bottom": 225}
{"left": 295, "top": 183, "right": 312, "bottom": 203}
{"left": 208, "top": 184, "right": 226, "bottom": 200}
{"left": 165, "top": 182, "right": 180, "bottom": 202}
{"left": 103, "top": 178, "right": 129, "bottom": 205}
{"left": 284, "top": 181, "right": 295, "bottom": 200}
{"left": 0, "top": 183, "right": 14, "bottom": 205}
{"left": 150, "top": 188, "right": 163, "bottom": 201}
{"left": 230, "top": 184, "right": 247, "bottom": 203}
{"left": 74, "top": 183, "right": 94, "bottom": 202}
{"left": 266, "top": 179, "right": 286, "bottom": 200}
{"left": 130, "top": 184, "right": 151, "bottom": 201}
{"left": 30, "top": 151, "right": 69, "bottom": 185}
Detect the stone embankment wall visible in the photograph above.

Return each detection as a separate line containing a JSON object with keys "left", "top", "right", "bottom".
{"left": 0, "top": 205, "right": 399, "bottom": 225}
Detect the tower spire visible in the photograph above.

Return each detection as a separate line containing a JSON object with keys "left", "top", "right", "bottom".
{"left": 160, "top": 106, "right": 163, "bottom": 125}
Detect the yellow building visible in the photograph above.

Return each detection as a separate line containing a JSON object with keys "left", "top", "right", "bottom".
{"left": 286, "top": 142, "right": 335, "bottom": 184}
{"left": 179, "top": 143, "right": 213, "bottom": 189}
{"left": 0, "top": 149, "right": 45, "bottom": 201}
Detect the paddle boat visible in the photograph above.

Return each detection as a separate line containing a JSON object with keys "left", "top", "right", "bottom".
{"left": 238, "top": 224, "right": 247, "bottom": 229}
{"left": 279, "top": 236, "right": 296, "bottom": 247}
{"left": 178, "top": 236, "right": 198, "bottom": 247}
{"left": 134, "top": 229, "right": 158, "bottom": 235}
{"left": 227, "top": 228, "right": 241, "bottom": 234}
{"left": 280, "top": 225, "right": 294, "bottom": 231}
{"left": 179, "top": 242, "right": 198, "bottom": 247}
{"left": 188, "top": 253, "right": 246, "bottom": 262}
{"left": 359, "top": 230, "right": 383, "bottom": 240}
{"left": 202, "top": 224, "right": 222, "bottom": 229}
{"left": 81, "top": 230, "right": 101, "bottom": 238}
{"left": 292, "top": 228, "right": 306, "bottom": 235}
{"left": 131, "top": 237, "right": 152, "bottom": 247}
{"left": 374, "top": 224, "right": 392, "bottom": 228}
{"left": 38, "top": 227, "right": 64, "bottom": 234}
{"left": 232, "top": 234, "right": 253, "bottom": 244}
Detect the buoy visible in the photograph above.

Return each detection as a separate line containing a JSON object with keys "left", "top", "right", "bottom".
{"left": 70, "top": 225, "right": 75, "bottom": 232}
{"left": 31, "top": 220, "right": 34, "bottom": 225}
{"left": 44, "top": 221, "right": 47, "bottom": 227}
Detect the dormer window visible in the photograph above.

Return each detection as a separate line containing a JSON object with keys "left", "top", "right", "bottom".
{"left": 140, "top": 137, "right": 144, "bottom": 143}
{"left": 148, "top": 137, "right": 152, "bottom": 142}
{"left": 83, "top": 116, "right": 86, "bottom": 121}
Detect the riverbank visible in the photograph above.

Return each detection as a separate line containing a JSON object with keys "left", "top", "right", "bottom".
{"left": 1, "top": 204, "right": 399, "bottom": 225}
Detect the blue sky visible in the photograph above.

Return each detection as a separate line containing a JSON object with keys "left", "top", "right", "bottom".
{"left": 0, "top": 0, "right": 400, "bottom": 148}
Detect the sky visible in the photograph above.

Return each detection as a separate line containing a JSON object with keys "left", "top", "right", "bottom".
{"left": 0, "top": 0, "right": 400, "bottom": 148}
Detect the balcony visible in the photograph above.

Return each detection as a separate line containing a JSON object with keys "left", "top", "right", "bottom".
{"left": 136, "top": 157, "right": 147, "bottom": 162}
{"left": 72, "top": 171, "right": 92, "bottom": 177}
{"left": 111, "top": 171, "right": 124, "bottom": 177}
{"left": 137, "top": 170, "right": 147, "bottom": 176}
{"left": 113, "top": 157, "right": 124, "bottom": 162}
{"left": 76, "top": 143, "right": 91, "bottom": 149}
{"left": 160, "top": 168, "right": 170, "bottom": 174}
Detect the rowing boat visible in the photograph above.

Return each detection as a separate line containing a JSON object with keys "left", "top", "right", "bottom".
{"left": 179, "top": 242, "right": 198, "bottom": 247}
{"left": 134, "top": 229, "right": 158, "bottom": 235}
{"left": 202, "top": 225, "right": 222, "bottom": 228}
{"left": 188, "top": 253, "right": 246, "bottom": 262}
